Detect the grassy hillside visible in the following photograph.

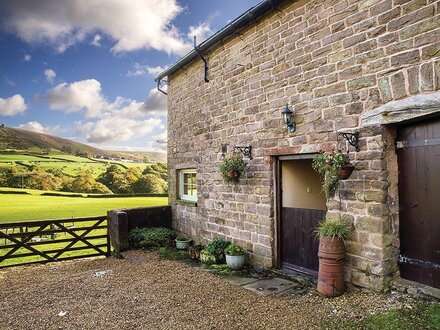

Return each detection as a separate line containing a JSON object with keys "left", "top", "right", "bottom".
{"left": 0, "top": 126, "right": 166, "bottom": 163}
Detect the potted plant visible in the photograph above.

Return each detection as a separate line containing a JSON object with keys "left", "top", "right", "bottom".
{"left": 218, "top": 154, "right": 247, "bottom": 183}
{"left": 312, "top": 151, "right": 355, "bottom": 199}
{"left": 315, "top": 218, "right": 350, "bottom": 297}
{"left": 175, "top": 236, "right": 191, "bottom": 250}
{"left": 224, "top": 243, "right": 246, "bottom": 270}
{"left": 200, "top": 237, "right": 230, "bottom": 264}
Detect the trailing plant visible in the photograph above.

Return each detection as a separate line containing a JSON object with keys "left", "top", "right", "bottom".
{"left": 128, "top": 227, "right": 174, "bottom": 248}
{"left": 315, "top": 218, "right": 349, "bottom": 241}
{"left": 312, "top": 151, "right": 353, "bottom": 199}
{"left": 218, "top": 154, "right": 247, "bottom": 183}
{"left": 205, "top": 237, "right": 231, "bottom": 255}
{"left": 224, "top": 243, "right": 246, "bottom": 256}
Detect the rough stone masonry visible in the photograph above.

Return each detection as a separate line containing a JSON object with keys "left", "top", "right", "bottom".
{"left": 165, "top": 0, "right": 440, "bottom": 291}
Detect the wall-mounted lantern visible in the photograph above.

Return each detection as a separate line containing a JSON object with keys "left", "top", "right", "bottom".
{"left": 281, "top": 104, "right": 295, "bottom": 133}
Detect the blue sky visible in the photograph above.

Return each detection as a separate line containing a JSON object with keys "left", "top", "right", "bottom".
{"left": 0, "top": 0, "right": 260, "bottom": 152}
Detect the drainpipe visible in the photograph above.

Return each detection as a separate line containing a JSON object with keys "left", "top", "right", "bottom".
{"left": 193, "top": 36, "right": 209, "bottom": 83}
{"left": 156, "top": 80, "right": 167, "bottom": 95}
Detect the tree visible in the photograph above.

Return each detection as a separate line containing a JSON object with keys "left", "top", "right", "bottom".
{"left": 133, "top": 174, "right": 167, "bottom": 194}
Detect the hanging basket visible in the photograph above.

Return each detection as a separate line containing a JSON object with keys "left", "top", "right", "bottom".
{"left": 337, "top": 165, "right": 355, "bottom": 180}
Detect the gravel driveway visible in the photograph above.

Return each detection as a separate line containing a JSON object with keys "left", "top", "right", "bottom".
{"left": 0, "top": 251, "right": 419, "bottom": 330}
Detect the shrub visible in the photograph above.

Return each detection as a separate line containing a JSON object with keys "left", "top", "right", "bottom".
{"left": 315, "top": 218, "right": 350, "bottom": 241}
{"left": 128, "top": 227, "right": 174, "bottom": 248}
{"left": 176, "top": 236, "right": 190, "bottom": 241}
{"left": 224, "top": 243, "right": 246, "bottom": 256}
{"left": 205, "top": 237, "right": 230, "bottom": 255}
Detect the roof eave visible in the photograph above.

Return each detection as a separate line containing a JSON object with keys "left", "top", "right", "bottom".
{"left": 155, "top": 0, "right": 288, "bottom": 82}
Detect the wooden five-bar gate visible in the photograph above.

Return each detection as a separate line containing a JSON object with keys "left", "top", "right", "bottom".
{"left": 0, "top": 216, "right": 110, "bottom": 269}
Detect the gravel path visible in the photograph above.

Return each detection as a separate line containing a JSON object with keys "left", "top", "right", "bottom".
{"left": 0, "top": 251, "right": 419, "bottom": 330}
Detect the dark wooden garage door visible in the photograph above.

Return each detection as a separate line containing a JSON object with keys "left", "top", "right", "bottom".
{"left": 397, "top": 118, "right": 440, "bottom": 288}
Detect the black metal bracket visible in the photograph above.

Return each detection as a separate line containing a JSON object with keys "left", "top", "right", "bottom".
{"left": 194, "top": 36, "right": 209, "bottom": 83}
{"left": 338, "top": 131, "right": 360, "bottom": 152}
{"left": 156, "top": 80, "right": 168, "bottom": 95}
{"left": 234, "top": 146, "right": 252, "bottom": 159}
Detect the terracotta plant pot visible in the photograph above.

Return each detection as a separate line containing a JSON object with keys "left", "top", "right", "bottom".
{"left": 337, "top": 166, "right": 354, "bottom": 180}
{"left": 317, "top": 236, "right": 345, "bottom": 297}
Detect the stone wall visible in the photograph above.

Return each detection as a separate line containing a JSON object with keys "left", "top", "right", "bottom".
{"left": 167, "top": 0, "right": 440, "bottom": 291}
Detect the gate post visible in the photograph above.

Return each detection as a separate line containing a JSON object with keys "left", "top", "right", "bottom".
{"left": 107, "top": 210, "right": 129, "bottom": 258}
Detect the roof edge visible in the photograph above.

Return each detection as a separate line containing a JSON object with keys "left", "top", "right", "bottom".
{"left": 155, "top": 0, "right": 288, "bottom": 82}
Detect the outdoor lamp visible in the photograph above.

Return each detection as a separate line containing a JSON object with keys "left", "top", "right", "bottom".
{"left": 281, "top": 104, "right": 295, "bottom": 133}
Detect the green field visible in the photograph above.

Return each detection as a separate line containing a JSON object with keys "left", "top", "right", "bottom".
{"left": 0, "top": 193, "right": 168, "bottom": 222}
{"left": 0, "top": 192, "right": 168, "bottom": 267}
{"left": 0, "top": 152, "right": 152, "bottom": 178}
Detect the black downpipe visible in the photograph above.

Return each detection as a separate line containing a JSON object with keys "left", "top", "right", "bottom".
{"left": 157, "top": 80, "right": 167, "bottom": 95}
{"left": 193, "top": 36, "right": 209, "bottom": 83}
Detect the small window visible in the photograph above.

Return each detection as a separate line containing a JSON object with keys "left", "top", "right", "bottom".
{"left": 179, "top": 169, "right": 197, "bottom": 202}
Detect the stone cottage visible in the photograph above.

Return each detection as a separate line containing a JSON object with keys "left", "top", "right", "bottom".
{"left": 156, "top": 0, "right": 440, "bottom": 291}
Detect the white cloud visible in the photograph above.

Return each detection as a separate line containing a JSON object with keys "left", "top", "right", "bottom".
{"left": 44, "top": 68, "right": 56, "bottom": 83}
{"left": 17, "top": 121, "right": 62, "bottom": 135}
{"left": 0, "top": 94, "right": 27, "bottom": 116}
{"left": 188, "top": 22, "right": 212, "bottom": 43}
{"left": 24, "top": 54, "right": 31, "bottom": 61}
{"left": 127, "top": 64, "right": 169, "bottom": 77}
{"left": 46, "top": 79, "right": 106, "bottom": 117}
{"left": 141, "top": 88, "right": 167, "bottom": 116}
{"left": 76, "top": 117, "right": 163, "bottom": 143}
{"left": 0, "top": 0, "right": 192, "bottom": 55}
{"left": 44, "top": 77, "right": 168, "bottom": 145}
{"left": 46, "top": 79, "right": 166, "bottom": 118}
{"left": 90, "top": 34, "right": 101, "bottom": 46}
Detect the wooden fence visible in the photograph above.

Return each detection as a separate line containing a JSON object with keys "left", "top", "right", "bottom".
{"left": 0, "top": 216, "right": 110, "bottom": 269}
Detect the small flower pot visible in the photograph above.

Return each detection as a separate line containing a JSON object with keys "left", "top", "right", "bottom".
{"left": 175, "top": 239, "right": 191, "bottom": 250}
{"left": 225, "top": 254, "right": 246, "bottom": 270}
{"left": 337, "top": 166, "right": 355, "bottom": 180}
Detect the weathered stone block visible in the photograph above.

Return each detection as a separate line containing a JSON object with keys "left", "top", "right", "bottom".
{"left": 390, "top": 71, "right": 407, "bottom": 100}
{"left": 347, "top": 75, "right": 377, "bottom": 91}
{"left": 420, "top": 62, "right": 434, "bottom": 91}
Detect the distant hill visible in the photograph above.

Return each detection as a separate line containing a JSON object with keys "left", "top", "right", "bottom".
{"left": 0, "top": 126, "right": 167, "bottom": 163}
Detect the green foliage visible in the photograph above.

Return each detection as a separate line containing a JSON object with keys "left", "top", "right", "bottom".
{"left": 205, "top": 237, "right": 231, "bottom": 255}
{"left": 128, "top": 227, "right": 174, "bottom": 249}
{"left": 133, "top": 174, "right": 167, "bottom": 194}
{"left": 62, "top": 171, "right": 112, "bottom": 194}
{"left": 322, "top": 303, "right": 440, "bottom": 330}
{"left": 158, "top": 247, "right": 189, "bottom": 260}
{"left": 224, "top": 243, "right": 246, "bottom": 256}
{"left": 312, "top": 152, "right": 351, "bottom": 199}
{"left": 315, "top": 218, "right": 349, "bottom": 240}
{"left": 218, "top": 154, "right": 247, "bottom": 183}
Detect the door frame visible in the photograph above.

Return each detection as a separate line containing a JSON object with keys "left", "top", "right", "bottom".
{"left": 273, "top": 153, "right": 321, "bottom": 270}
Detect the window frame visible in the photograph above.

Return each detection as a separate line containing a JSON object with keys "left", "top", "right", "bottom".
{"left": 178, "top": 169, "right": 197, "bottom": 202}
